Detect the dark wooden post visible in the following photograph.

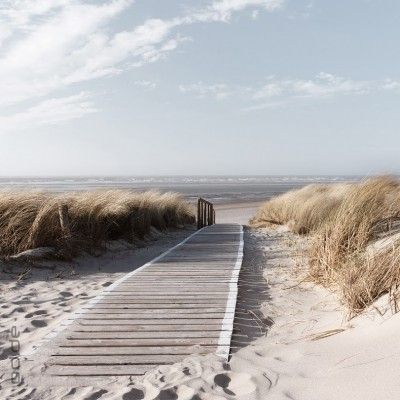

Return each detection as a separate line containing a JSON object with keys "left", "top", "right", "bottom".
{"left": 197, "top": 199, "right": 201, "bottom": 229}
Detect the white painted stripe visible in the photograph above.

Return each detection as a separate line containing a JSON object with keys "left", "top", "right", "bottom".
{"left": 23, "top": 227, "right": 207, "bottom": 356}
{"left": 216, "top": 223, "right": 244, "bottom": 360}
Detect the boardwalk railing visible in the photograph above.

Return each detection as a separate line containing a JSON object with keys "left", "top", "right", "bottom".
{"left": 197, "top": 198, "right": 215, "bottom": 229}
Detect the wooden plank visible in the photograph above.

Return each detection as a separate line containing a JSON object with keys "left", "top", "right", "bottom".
{"left": 117, "top": 280, "right": 232, "bottom": 284}
{"left": 74, "top": 318, "right": 225, "bottom": 324}
{"left": 75, "top": 321, "right": 224, "bottom": 327}
{"left": 54, "top": 345, "right": 214, "bottom": 355}
{"left": 59, "top": 338, "right": 225, "bottom": 346}
{"left": 93, "top": 300, "right": 228, "bottom": 305}
{"left": 75, "top": 313, "right": 228, "bottom": 319}
{"left": 47, "top": 365, "right": 150, "bottom": 376}
{"left": 104, "top": 287, "right": 230, "bottom": 291}
{"left": 98, "top": 295, "right": 229, "bottom": 299}
{"left": 73, "top": 325, "right": 227, "bottom": 332}
{"left": 50, "top": 354, "right": 186, "bottom": 365}
{"left": 66, "top": 331, "right": 222, "bottom": 339}
{"left": 80, "top": 307, "right": 229, "bottom": 313}
{"left": 112, "top": 290, "right": 229, "bottom": 293}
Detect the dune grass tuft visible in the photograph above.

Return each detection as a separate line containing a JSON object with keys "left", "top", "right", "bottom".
{"left": 0, "top": 190, "right": 195, "bottom": 258}
{"left": 251, "top": 176, "right": 400, "bottom": 315}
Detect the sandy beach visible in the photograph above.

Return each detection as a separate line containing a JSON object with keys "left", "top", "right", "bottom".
{"left": 2, "top": 199, "right": 400, "bottom": 399}
{"left": 215, "top": 201, "right": 264, "bottom": 225}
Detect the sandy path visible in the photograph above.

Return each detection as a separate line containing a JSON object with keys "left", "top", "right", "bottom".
{"left": 215, "top": 202, "right": 263, "bottom": 225}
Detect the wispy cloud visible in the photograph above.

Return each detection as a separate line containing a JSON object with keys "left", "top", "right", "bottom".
{"left": 133, "top": 80, "right": 157, "bottom": 90}
{"left": 253, "top": 73, "right": 372, "bottom": 100}
{"left": 179, "top": 82, "right": 232, "bottom": 100}
{"left": 179, "top": 73, "right": 400, "bottom": 110}
{"left": 187, "top": 0, "right": 284, "bottom": 23}
{"left": 0, "top": 92, "right": 97, "bottom": 132}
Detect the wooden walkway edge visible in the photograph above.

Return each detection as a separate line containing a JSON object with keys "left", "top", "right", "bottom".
{"left": 26, "top": 223, "right": 243, "bottom": 378}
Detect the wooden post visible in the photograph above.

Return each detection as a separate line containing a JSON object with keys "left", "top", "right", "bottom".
{"left": 58, "top": 204, "right": 71, "bottom": 237}
{"left": 202, "top": 200, "right": 205, "bottom": 229}
{"left": 197, "top": 199, "right": 201, "bottom": 229}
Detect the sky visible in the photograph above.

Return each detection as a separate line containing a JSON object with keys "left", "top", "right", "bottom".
{"left": 0, "top": 0, "right": 400, "bottom": 176}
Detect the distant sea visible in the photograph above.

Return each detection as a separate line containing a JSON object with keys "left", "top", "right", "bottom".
{"left": 0, "top": 176, "right": 360, "bottom": 204}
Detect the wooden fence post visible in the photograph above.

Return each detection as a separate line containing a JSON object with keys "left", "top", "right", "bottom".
{"left": 197, "top": 199, "right": 201, "bottom": 229}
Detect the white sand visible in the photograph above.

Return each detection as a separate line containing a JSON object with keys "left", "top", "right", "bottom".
{"left": 2, "top": 205, "right": 400, "bottom": 399}
{"left": 215, "top": 201, "right": 263, "bottom": 225}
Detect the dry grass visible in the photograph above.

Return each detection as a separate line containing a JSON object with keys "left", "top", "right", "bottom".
{"left": 250, "top": 183, "right": 350, "bottom": 234}
{"left": 0, "top": 190, "right": 195, "bottom": 258}
{"left": 251, "top": 176, "right": 400, "bottom": 315}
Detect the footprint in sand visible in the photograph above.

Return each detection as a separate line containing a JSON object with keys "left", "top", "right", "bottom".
{"left": 60, "top": 291, "right": 73, "bottom": 298}
{"left": 122, "top": 388, "right": 144, "bottom": 400}
{"left": 214, "top": 372, "right": 256, "bottom": 397}
{"left": 25, "top": 310, "right": 47, "bottom": 318}
{"left": 0, "top": 347, "right": 14, "bottom": 361}
{"left": 155, "top": 388, "right": 178, "bottom": 400}
{"left": 62, "top": 387, "right": 77, "bottom": 398}
{"left": 31, "top": 319, "right": 47, "bottom": 328}
{"left": 1, "top": 306, "right": 25, "bottom": 318}
{"left": 214, "top": 374, "right": 235, "bottom": 396}
{"left": 83, "top": 389, "right": 108, "bottom": 400}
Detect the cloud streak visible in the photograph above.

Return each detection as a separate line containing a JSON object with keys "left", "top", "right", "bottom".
{"left": 179, "top": 82, "right": 232, "bottom": 100}
{"left": 253, "top": 73, "right": 371, "bottom": 100}
{"left": 0, "top": 93, "right": 97, "bottom": 132}
{"left": 179, "top": 73, "right": 400, "bottom": 110}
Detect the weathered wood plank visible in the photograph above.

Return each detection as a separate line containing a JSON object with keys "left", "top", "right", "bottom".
{"left": 73, "top": 318, "right": 225, "bottom": 325}
{"left": 73, "top": 324, "right": 227, "bottom": 332}
{"left": 66, "top": 331, "right": 222, "bottom": 339}
{"left": 60, "top": 338, "right": 226, "bottom": 346}
{"left": 50, "top": 354, "right": 186, "bottom": 365}
{"left": 93, "top": 300, "right": 228, "bottom": 305}
{"left": 75, "top": 313, "right": 229, "bottom": 319}
{"left": 81, "top": 307, "right": 230, "bottom": 313}
{"left": 47, "top": 365, "right": 150, "bottom": 376}
{"left": 54, "top": 345, "right": 214, "bottom": 355}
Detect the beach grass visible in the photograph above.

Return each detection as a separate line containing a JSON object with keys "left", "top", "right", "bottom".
{"left": 251, "top": 176, "right": 400, "bottom": 315}
{"left": 0, "top": 189, "right": 195, "bottom": 258}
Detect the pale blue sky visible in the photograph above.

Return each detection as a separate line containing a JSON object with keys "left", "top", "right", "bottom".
{"left": 0, "top": 0, "right": 399, "bottom": 176}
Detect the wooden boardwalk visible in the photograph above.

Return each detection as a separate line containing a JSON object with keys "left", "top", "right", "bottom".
{"left": 36, "top": 223, "right": 243, "bottom": 377}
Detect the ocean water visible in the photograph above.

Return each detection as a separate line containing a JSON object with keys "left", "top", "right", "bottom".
{"left": 0, "top": 176, "right": 359, "bottom": 204}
